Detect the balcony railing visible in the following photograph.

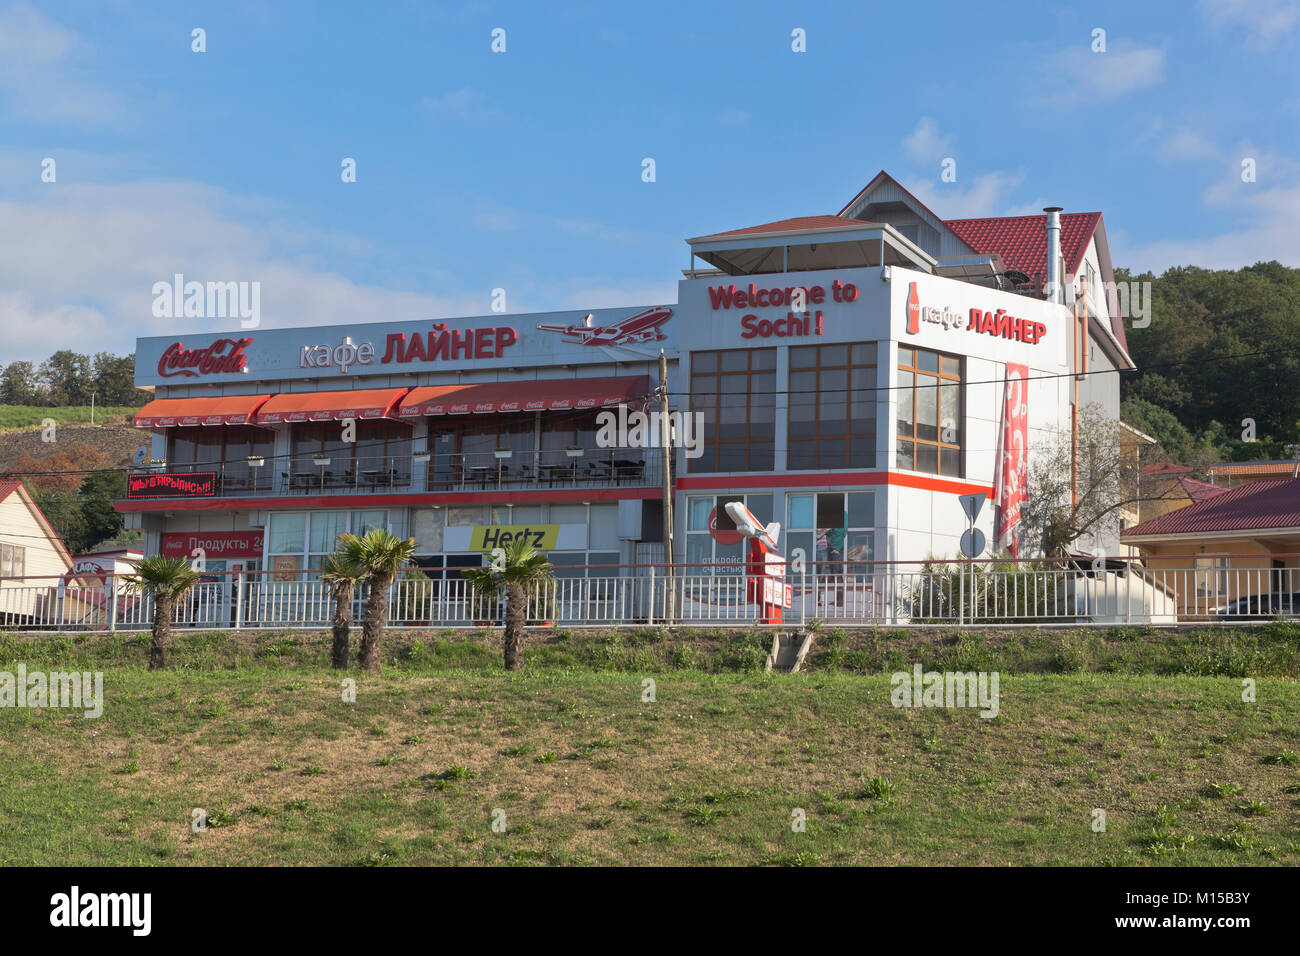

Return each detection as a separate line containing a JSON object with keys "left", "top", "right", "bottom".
{"left": 128, "top": 450, "right": 662, "bottom": 499}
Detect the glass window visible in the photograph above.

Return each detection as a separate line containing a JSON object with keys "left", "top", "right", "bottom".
{"left": 310, "top": 511, "right": 349, "bottom": 553}
{"left": 269, "top": 513, "right": 306, "bottom": 554}
{"left": 512, "top": 505, "right": 543, "bottom": 524}
{"left": 589, "top": 505, "right": 619, "bottom": 550}
{"left": 897, "top": 347, "right": 962, "bottom": 477}
{"left": 351, "top": 510, "right": 388, "bottom": 537}
{"left": 787, "top": 342, "right": 876, "bottom": 471}
{"left": 550, "top": 504, "right": 588, "bottom": 526}
{"left": 689, "top": 348, "right": 776, "bottom": 473}
{"left": 687, "top": 496, "right": 712, "bottom": 531}
{"left": 412, "top": 509, "right": 444, "bottom": 553}
{"left": 447, "top": 506, "right": 487, "bottom": 527}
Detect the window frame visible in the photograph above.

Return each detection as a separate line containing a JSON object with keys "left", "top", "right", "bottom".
{"left": 896, "top": 346, "right": 963, "bottom": 478}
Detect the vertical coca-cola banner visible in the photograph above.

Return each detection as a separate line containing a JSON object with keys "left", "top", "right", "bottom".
{"left": 995, "top": 363, "right": 1030, "bottom": 557}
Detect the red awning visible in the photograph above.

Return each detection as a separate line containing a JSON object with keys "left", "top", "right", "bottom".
{"left": 398, "top": 375, "right": 651, "bottom": 417}
{"left": 135, "top": 394, "right": 271, "bottom": 428}
{"left": 254, "top": 388, "right": 410, "bottom": 424}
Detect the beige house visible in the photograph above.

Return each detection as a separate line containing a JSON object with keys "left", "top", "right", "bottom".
{"left": 1121, "top": 477, "right": 1300, "bottom": 617}
{"left": 0, "top": 480, "right": 74, "bottom": 626}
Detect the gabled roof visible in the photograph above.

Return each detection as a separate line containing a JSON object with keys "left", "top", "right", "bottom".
{"left": 944, "top": 212, "right": 1104, "bottom": 282}
{"left": 0, "top": 480, "right": 74, "bottom": 568}
{"left": 689, "top": 215, "right": 877, "bottom": 243}
{"left": 837, "top": 170, "right": 948, "bottom": 225}
{"left": 1123, "top": 478, "right": 1300, "bottom": 538}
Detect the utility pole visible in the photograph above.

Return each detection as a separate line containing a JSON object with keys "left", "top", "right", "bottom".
{"left": 659, "top": 350, "right": 675, "bottom": 622}
{"left": 90, "top": 391, "right": 96, "bottom": 425}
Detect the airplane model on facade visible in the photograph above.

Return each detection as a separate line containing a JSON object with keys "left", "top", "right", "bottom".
{"left": 535, "top": 306, "right": 672, "bottom": 346}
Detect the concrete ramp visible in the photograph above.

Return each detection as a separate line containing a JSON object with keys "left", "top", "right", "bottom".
{"left": 765, "top": 631, "right": 815, "bottom": 673}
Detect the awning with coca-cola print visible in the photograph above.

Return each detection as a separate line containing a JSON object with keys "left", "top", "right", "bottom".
{"left": 397, "top": 375, "right": 651, "bottom": 417}
{"left": 134, "top": 394, "right": 272, "bottom": 428}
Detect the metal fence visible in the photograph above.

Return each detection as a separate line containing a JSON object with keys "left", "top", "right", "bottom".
{"left": 5, "top": 557, "right": 1300, "bottom": 632}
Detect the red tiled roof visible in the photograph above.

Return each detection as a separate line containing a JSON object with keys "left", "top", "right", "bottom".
{"left": 691, "top": 215, "right": 877, "bottom": 242}
{"left": 944, "top": 212, "right": 1103, "bottom": 282}
{"left": 1208, "top": 462, "right": 1299, "bottom": 477}
{"left": 1123, "top": 478, "right": 1300, "bottom": 537}
{"left": 0, "top": 480, "right": 23, "bottom": 500}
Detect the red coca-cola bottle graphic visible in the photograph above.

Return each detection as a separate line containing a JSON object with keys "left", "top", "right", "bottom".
{"left": 906, "top": 281, "right": 920, "bottom": 334}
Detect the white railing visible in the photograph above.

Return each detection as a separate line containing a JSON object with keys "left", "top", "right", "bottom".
{"left": 3, "top": 559, "right": 1300, "bottom": 631}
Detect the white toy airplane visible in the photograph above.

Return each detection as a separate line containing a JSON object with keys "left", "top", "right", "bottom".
{"left": 725, "top": 501, "right": 781, "bottom": 549}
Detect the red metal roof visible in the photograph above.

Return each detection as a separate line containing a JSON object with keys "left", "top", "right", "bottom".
{"left": 691, "top": 215, "right": 877, "bottom": 242}
{"left": 944, "top": 212, "right": 1103, "bottom": 282}
{"left": 1142, "top": 461, "right": 1194, "bottom": 476}
{"left": 254, "top": 388, "right": 409, "bottom": 424}
{"left": 0, "top": 480, "right": 24, "bottom": 500}
{"left": 1123, "top": 478, "right": 1300, "bottom": 537}
{"left": 135, "top": 394, "right": 271, "bottom": 428}
{"left": 1180, "top": 477, "right": 1228, "bottom": 501}
{"left": 399, "top": 375, "right": 651, "bottom": 417}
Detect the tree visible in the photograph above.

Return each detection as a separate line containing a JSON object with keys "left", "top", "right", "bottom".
{"left": 1018, "top": 404, "right": 1195, "bottom": 558}
{"left": 347, "top": 529, "right": 417, "bottom": 673}
{"left": 1, "top": 362, "right": 43, "bottom": 405}
{"left": 78, "top": 469, "right": 126, "bottom": 550}
{"left": 122, "top": 555, "right": 200, "bottom": 670}
{"left": 462, "top": 537, "right": 554, "bottom": 671}
{"left": 322, "top": 542, "right": 367, "bottom": 669}
{"left": 92, "top": 352, "right": 146, "bottom": 406}
{"left": 39, "top": 351, "right": 93, "bottom": 406}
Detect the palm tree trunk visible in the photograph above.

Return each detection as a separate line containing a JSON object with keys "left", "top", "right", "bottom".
{"left": 331, "top": 582, "right": 354, "bottom": 669}
{"left": 356, "top": 572, "right": 393, "bottom": 673}
{"left": 149, "top": 593, "right": 173, "bottom": 670}
{"left": 503, "top": 582, "right": 526, "bottom": 671}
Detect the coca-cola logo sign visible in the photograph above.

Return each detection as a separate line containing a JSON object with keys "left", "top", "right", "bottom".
{"left": 157, "top": 337, "right": 253, "bottom": 378}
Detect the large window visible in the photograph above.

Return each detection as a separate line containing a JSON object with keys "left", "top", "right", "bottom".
{"left": 1194, "top": 556, "right": 1230, "bottom": 599}
{"left": 788, "top": 343, "right": 876, "bottom": 470}
{"left": 896, "top": 347, "right": 962, "bottom": 477}
{"left": 785, "top": 492, "right": 874, "bottom": 574}
{"left": 685, "top": 493, "right": 773, "bottom": 573}
{"left": 170, "top": 426, "right": 274, "bottom": 490}
{"left": 0, "top": 542, "right": 25, "bottom": 579}
{"left": 291, "top": 420, "right": 412, "bottom": 486}
{"left": 690, "top": 349, "right": 775, "bottom": 473}
{"left": 268, "top": 510, "right": 391, "bottom": 572}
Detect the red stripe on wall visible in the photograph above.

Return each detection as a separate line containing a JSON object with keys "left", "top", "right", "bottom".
{"left": 674, "top": 471, "right": 993, "bottom": 496}
{"left": 114, "top": 487, "right": 659, "bottom": 513}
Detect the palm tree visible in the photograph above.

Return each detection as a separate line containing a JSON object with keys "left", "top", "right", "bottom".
{"left": 122, "top": 555, "right": 200, "bottom": 670}
{"left": 322, "top": 539, "right": 368, "bottom": 669}
{"left": 349, "top": 528, "right": 417, "bottom": 673}
{"left": 462, "top": 537, "right": 554, "bottom": 671}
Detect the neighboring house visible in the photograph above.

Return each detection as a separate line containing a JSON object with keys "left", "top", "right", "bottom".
{"left": 1117, "top": 422, "right": 1157, "bottom": 554}
{"left": 0, "top": 480, "right": 75, "bottom": 625}
{"left": 1121, "top": 477, "right": 1300, "bottom": 615}
{"left": 1138, "top": 462, "right": 1227, "bottom": 523}
{"left": 1207, "top": 460, "right": 1300, "bottom": 488}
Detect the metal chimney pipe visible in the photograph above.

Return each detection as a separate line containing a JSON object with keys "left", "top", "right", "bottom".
{"left": 1043, "top": 207, "right": 1063, "bottom": 304}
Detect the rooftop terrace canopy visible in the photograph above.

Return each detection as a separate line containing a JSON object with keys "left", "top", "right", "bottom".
{"left": 686, "top": 216, "right": 936, "bottom": 277}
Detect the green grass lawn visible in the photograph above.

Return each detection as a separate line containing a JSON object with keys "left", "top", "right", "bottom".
{"left": 0, "top": 405, "right": 140, "bottom": 429}
{"left": 2, "top": 628, "right": 1298, "bottom": 865}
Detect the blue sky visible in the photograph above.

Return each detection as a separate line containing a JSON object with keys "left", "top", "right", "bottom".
{"left": 1, "top": 0, "right": 1297, "bottom": 361}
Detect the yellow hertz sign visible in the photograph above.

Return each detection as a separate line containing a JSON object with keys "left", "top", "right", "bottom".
{"left": 468, "top": 525, "right": 560, "bottom": 552}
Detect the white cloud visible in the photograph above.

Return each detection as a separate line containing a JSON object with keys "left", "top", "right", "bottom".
{"left": 901, "top": 117, "right": 954, "bottom": 164}
{"left": 1199, "top": 0, "right": 1300, "bottom": 51}
{"left": 1033, "top": 42, "right": 1165, "bottom": 105}
{"left": 418, "top": 86, "right": 498, "bottom": 123}
{"left": 0, "top": 2, "right": 125, "bottom": 126}
{"left": 906, "top": 170, "right": 1027, "bottom": 219}
{"left": 1156, "top": 127, "right": 1221, "bottom": 163}
{"left": 1119, "top": 148, "right": 1300, "bottom": 270}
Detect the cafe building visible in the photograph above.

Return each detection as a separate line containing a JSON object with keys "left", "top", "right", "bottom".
{"left": 120, "top": 170, "right": 1133, "bottom": 592}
